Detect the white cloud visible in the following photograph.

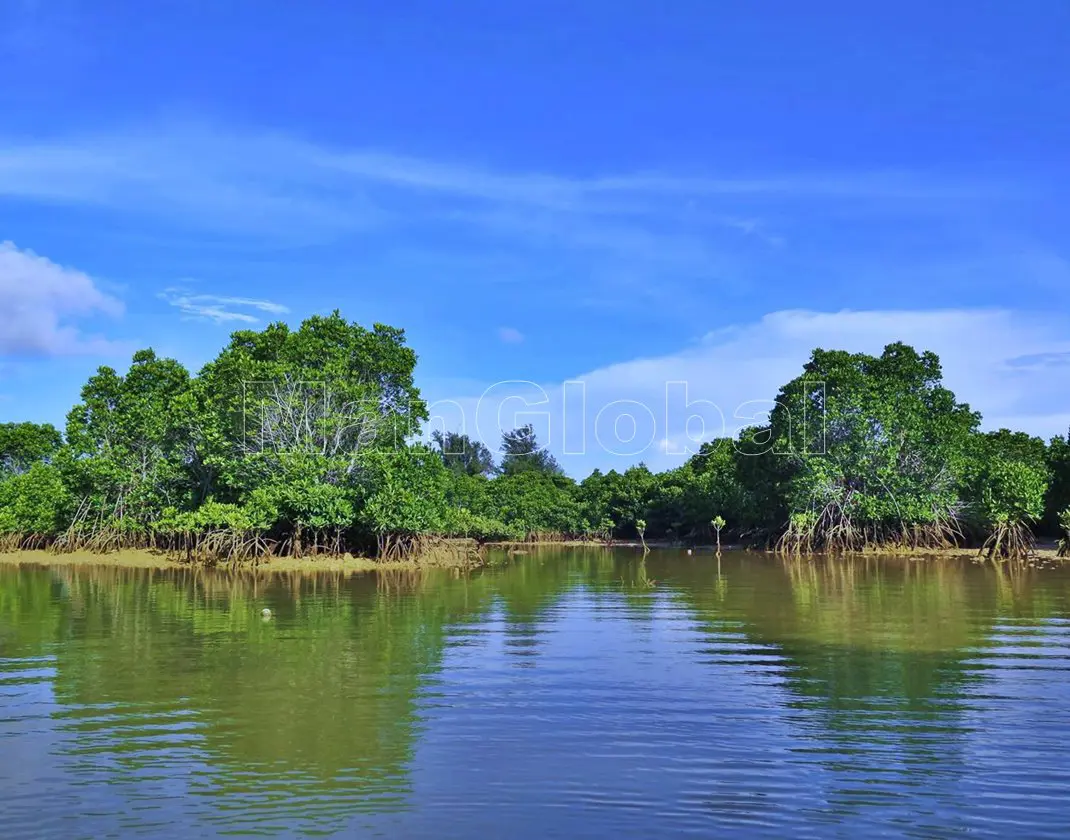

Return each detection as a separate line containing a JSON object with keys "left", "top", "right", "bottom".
{"left": 497, "top": 326, "right": 524, "bottom": 344}
{"left": 160, "top": 289, "right": 290, "bottom": 324}
{"left": 321, "top": 147, "right": 1010, "bottom": 206}
{"left": 427, "top": 307, "right": 1070, "bottom": 476}
{"left": 0, "top": 125, "right": 382, "bottom": 238}
{"left": 0, "top": 241, "right": 123, "bottom": 357}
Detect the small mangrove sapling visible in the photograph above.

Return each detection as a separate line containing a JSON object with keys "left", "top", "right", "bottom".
{"left": 711, "top": 515, "right": 726, "bottom": 553}
{"left": 598, "top": 517, "right": 615, "bottom": 545}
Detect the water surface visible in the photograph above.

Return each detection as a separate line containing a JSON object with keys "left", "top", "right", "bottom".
{"left": 2, "top": 549, "right": 1069, "bottom": 838}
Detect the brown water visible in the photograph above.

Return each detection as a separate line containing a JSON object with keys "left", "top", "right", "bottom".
{"left": 2, "top": 549, "right": 1070, "bottom": 838}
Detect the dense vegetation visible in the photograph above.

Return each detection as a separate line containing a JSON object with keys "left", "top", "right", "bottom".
{"left": 1, "top": 314, "right": 1068, "bottom": 562}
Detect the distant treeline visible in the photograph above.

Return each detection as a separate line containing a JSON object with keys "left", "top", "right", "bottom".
{"left": 1, "top": 312, "right": 1068, "bottom": 562}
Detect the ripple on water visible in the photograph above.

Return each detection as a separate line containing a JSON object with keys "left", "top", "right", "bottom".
{"left": 2, "top": 554, "right": 1070, "bottom": 838}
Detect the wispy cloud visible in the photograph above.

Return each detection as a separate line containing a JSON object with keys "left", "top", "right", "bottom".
{"left": 719, "top": 216, "right": 786, "bottom": 247}
{"left": 320, "top": 146, "right": 1014, "bottom": 206}
{"left": 0, "top": 120, "right": 1020, "bottom": 239}
{"left": 0, "top": 119, "right": 1053, "bottom": 317}
{"left": 160, "top": 288, "right": 290, "bottom": 324}
{"left": 1005, "top": 351, "right": 1070, "bottom": 370}
{"left": 0, "top": 125, "right": 383, "bottom": 237}
{"left": 0, "top": 241, "right": 123, "bottom": 357}
{"left": 497, "top": 326, "right": 524, "bottom": 344}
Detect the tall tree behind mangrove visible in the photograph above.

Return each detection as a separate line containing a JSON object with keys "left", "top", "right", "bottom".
{"left": 500, "top": 424, "right": 562, "bottom": 476}
{"left": 0, "top": 422, "right": 63, "bottom": 476}
{"left": 431, "top": 430, "right": 496, "bottom": 477}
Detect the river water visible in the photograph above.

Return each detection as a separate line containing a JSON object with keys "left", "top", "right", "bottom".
{"left": 2, "top": 548, "right": 1069, "bottom": 838}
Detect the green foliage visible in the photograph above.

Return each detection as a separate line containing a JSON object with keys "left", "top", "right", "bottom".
{"left": 0, "top": 463, "right": 72, "bottom": 538}
{"left": 0, "top": 422, "right": 63, "bottom": 476}
{"left": 711, "top": 514, "right": 726, "bottom": 551}
{"left": 964, "top": 430, "right": 1049, "bottom": 529}
{"left": 191, "top": 312, "right": 426, "bottom": 502}
{"left": 638, "top": 441, "right": 750, "bottom": 543}
{"left": 63, "top": 349, "right": 194, "bottom": 535}
{"left": 957, "top": 430, "right": 1049, "bottom": 560}
{"left": 0, "top": 329, "right": 1060, "bottom": 563}
{"left": 500, "top": 424, "right": 561, "bottom": 476}
{"left": 1044, "top": 431, "right": 1070, "bottom": 535}
{"left": 578, "top": 464, "right": 655, "bottom": 535}
{"left": 770, "top": 343, "right": 980, "bottom": 551}
{"left": 431, "top": 430, "right": 495, "bottom": 476}
{"left": 441, "top": 506, "right": 519, "bottom": 541}
{"left": 156, "top": 500, "right": 260, "bottom": 535}
{"left": 247, "top": 479, "right": 356, "bottom": 532}
{"left": 485, "top": 470, "right": 585, "bottom": 537}
{"left": 356, "top": 446, "right": 450, "bottom": 536}
{"left": 595, "top": 516, "right": 615, "bottom": 541}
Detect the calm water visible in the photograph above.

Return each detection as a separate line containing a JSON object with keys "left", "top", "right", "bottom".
{"left": 2, "top": 549, "right": 1070, "bottom": 839}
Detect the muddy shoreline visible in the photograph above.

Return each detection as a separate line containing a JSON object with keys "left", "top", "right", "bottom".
{"left": 0, "top": 549, "right": 464, "bottom": 574}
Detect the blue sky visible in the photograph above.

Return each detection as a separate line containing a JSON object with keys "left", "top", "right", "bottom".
{"left": 2, "top": 0, "right": 1069, "bottom": 474}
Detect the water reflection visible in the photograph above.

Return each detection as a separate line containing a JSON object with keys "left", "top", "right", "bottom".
{"left": 1, "top": 551, "right": 1069, "bottom": 838}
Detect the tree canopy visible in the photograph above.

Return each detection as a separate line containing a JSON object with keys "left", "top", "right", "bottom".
{"left": 499, "top": 424, "right": 562, "bottom": 476}
{"left": 0, "top": 328, "right": 1064, "bottom": 563}
{"left": 0, "top": 422, "right": 63, "bottom": 476}
{"left": 431, "top": 430, "right": 496, "bottom": 477}
{"left": 770, "top": 343, "right": 981, "bottom": 552}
